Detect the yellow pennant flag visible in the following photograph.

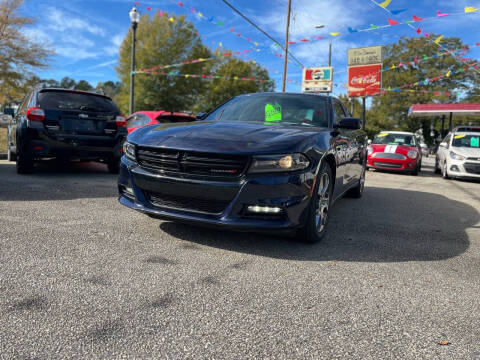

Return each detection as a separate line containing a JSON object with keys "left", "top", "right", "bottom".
{"left": 379, "top": 0, "right": 392, "bottom": 8}
{"left": 197, "top": 12, "right": 203, "bottom": 17}
{"left": 465, "top": 6, "right": 478, "bottom": 13}
{"left": 254, "top": 42, "right": 259, "bottom": 46}
{"left": 185, "top": 74, "right": 190, "bottom": 78}
{"left": 446, "top": 70, "right": 451, "bottom": 77}
{"left": 233, "top": 76, "right": 238, "bottom": 80}
{"left": 434, "top": 35, "right": 443, "bottom": 44}
{"left": 169, "top": 17, "right": 175, "bottom": 22}
{"left": 330, "top": 32, "right": 341, "bottom": 36}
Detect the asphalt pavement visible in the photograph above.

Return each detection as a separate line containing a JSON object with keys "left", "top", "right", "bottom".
{"left": 0, "top": 157, "right": 479, "bottom": 359}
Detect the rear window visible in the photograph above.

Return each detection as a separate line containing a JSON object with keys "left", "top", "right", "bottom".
{"left": 38, "top": 91, "right": 119, "bottom": 113}
{"left": 373, "top": 133, "right": 416, "bottom": 146}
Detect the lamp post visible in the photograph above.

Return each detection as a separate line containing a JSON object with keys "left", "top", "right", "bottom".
{"left": 129, "top": 6, "right": 141, "bottom": 115}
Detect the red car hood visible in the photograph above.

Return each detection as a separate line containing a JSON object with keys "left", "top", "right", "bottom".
{"left": 370, "top": 144, "right": 416, "bottom": 156}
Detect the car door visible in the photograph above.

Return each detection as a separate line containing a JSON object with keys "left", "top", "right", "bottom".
{"left": 331, "top": 99, "right": 349, "bottom": 197}
{"left": 11, "top": 92, "right": 32, "bottom": 152}
{"left": 340, "top": 100, "right": 364, "bottom": 180}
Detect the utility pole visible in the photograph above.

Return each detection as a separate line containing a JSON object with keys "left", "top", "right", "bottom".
{"left": 328, "top": 41, "right": 332, "bottom": 67}
{"left": 282, "top": 0, "right": 292, "bottom": 92}
{"left": 129, "top": 6, "right": 140, "bottom": 115}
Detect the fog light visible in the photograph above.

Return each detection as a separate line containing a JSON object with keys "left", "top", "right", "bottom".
{"left": 450, "top": 165, "right": 460, "bottom": 172}
{"left": 247, "top": 205, "right": 282, "bottom": 214}
{"left": 124, "top": 187, "right": 134, "bottom": 196}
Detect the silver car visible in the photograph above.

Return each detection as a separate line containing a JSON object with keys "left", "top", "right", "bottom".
{"left": 435, "top": 126, "right": 480, "bottom": 180}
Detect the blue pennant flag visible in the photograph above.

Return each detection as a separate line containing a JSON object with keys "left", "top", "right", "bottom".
{"left": 390, "top": 9, "right": 407, "bottom": 15}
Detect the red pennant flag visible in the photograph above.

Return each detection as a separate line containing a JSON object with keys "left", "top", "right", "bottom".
{"left": 190, "top": 7, "right": 196, "bottom": 13}
{"left": 416, "top": 28, "right": 422, "bottom": 34}
{"left": 388, "top": 19, "right": 400, "bottom": 25}
{"left": 146, "top": 6, "right": 151, "bottom": 10}
{"left": 300, "top": 38, "right": 309, "bottom": 42}
{"left": 237, "top": 33, "right": 241, "bottom": 37}
{"left": 230, "top": 27, "right": 234, "bottom": 32}
{"left": 178, "top": 2, "right": 184, "bottom": 7}
{"left": 437, "top": 10, "right": 449, "bottom": 17}
{"left": 412, "top": 15, "right": 424, "bottom": 21}
{"left": 288, "top": 41, "right": 296, "bottom": 44}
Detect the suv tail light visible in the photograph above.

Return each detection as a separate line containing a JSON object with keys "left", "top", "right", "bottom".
{"left": 26, "top": 107, "right": 45, "bottom": 122}
{"left": 116, "top": 116, "right": 127, "bottom": 128}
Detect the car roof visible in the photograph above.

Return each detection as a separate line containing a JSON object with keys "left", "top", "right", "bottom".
{"left": 135, "top": 111, "right": 195, "bottom": 118}
{"left": 453, "top": 126, "right": 480, "bottom": 133}
{"left": 239, "top": 92, "right": 333, "bottom": 99}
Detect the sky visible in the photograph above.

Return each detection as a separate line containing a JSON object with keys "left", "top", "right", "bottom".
{"left": 21, "top": 0, "right": 480, "bottom": 95}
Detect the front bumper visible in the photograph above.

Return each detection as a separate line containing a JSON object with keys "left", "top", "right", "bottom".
{"left": 367, "top": 155, "right": 419, "bottom": 172}
{"left": 118, "top": 156, "right": 315, "bottom": 232}
{"left": 448, "top": 159, "right": 480, "bottom": 179}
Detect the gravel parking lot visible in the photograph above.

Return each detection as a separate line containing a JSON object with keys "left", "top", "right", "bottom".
{"left": 1, "top": 157, "right": 479, "bottom": 359}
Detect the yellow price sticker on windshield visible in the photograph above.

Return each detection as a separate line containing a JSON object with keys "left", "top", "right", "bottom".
{"left": 454, "top": 134, "right": 466, "bottom": 139}
{"left": 377, "top": 133, "right": 389, "bottom": 137}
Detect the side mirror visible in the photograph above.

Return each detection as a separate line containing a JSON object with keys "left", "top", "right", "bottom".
{"left": 439, "top": 142, "right": 448, "bottom": 148}
{"left": 196, "top": 112, "right": 207, "bottom": 120}
{"left": 335, "top": 117, "right": 362, "bottom": 130}
{"left": 3, "top": 108, "right": 15, "bottom": 116}
{"left": 367, "top": 139, "right": 372, "bottom": 145}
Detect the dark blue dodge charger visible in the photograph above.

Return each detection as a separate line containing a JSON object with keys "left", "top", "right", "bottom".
{"left": 118, "top": 93, "right": 367, "bottom": 243}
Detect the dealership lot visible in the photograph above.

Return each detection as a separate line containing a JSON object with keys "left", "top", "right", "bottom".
{"left": 0, "top": 157, "right": 479, "bottom": 359}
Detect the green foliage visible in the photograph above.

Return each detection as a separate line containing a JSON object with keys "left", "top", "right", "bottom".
{"left": 196, "top": 49, "right": 274, "bottom": 112}
{"left": 0, "top": 0, "right": 53, "bottom": 105}
{"left": 116, "top": 12, "right": 274, "bottom": 115}
{"left": 96, "top": 81, "right": 122, "bottom": 99}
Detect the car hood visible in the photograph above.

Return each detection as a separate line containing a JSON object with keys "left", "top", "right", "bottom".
{"left": 127, "top": 121, "right": 328, "bottom": 154}
{"left": 369, "top": 144, "right": 417, "bottom": 156}
{"left": 451, "top": 146, "right": 480, "bottom": 158}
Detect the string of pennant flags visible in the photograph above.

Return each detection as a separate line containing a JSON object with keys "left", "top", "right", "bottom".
{"left": 134, "top": 70, "right": 273, "bottom": 83}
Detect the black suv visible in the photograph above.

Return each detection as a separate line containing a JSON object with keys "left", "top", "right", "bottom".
{"left": 7, "top": 87, "right": 127, "bottom": 174}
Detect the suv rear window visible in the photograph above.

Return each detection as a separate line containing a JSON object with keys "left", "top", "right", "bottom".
{"left": 38, "top": 91, "right": 119, "bottom": 113}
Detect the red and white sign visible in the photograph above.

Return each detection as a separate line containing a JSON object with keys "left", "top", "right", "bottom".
{"left": 302, "top": 67, "right": 333, "bottom": 93}
{"left": 348, "top": 64, "right": 382, "bottom": 97}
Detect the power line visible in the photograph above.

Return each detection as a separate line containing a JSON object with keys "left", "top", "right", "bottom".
{"left": 220, "top": 0, "right": 304, "bottom": 68}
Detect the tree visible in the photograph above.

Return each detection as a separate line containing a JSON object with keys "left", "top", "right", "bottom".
{"left": 369, "top": 35, "right": 478, "bottom": 133}
{"left": 96, "top": 81, "right": 122, "bottom": 99}
{"left": 115, "top": 12, "right": 274, "bottom": 114}
{"left": 75, "top": 80, "right": 93, "bottom": 91}
{"left": 116, "top": 12, "right": 212, "bottom": 114}
{"left": 0, "top": 0, "right": 52, "bottom": 105}
{"left": 197, "top": 49, "right": 274, "bottom": 112}
{"left": 59, "top": 77, "right": 76, "bottom": 89}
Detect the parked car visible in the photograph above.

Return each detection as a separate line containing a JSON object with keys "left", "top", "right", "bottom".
{"left": 367, "top": 131, "right": 422, "bottom": 175}
{"left": 127, "top": 111, "right": 195, "bottom": 133}
{"left": 419, "top": 142, "right": 429, "bottom": 157}
{"left": 435, "top": 126, "right": 480, "bottom": 180}
{"left": 7, "top": 87, "right": 126, "bottom": 174}
{"left": 118, "top": 92, "right": 367, "bottom": 243}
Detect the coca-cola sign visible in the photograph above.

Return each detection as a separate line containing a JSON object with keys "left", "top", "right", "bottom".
{"left": 348, "top": 64, "right": 382, "bottom": 97}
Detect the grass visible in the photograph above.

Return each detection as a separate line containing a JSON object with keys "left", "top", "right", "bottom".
{"left": 0, "top": 128, "right": 7, "bottom": 153}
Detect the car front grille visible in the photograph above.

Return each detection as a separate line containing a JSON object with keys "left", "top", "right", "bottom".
{"left": 136, "top": 147, "right": 249, "bottom": 177}
{"left": 373, "top": 162, "right": 402, "bottom": 168}
{"left": 467, "top": 157, "right": 480, "bottom": 161}
{"left": 464, "top": 163, "right": 480, "bottom": 174}
{"left": 146, "top": 191, "right": 230, "bottom": 214}
{"left": 372, "top": 152, "right": 406, "bottom": 160}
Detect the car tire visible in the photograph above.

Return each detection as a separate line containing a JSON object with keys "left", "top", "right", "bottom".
{"left": 346, "top": 164, "right": 365, "bottom": 198}
{"left": 16, "top": 149, "right": 34, "bottom": 174}
{"left": 7, "top": 145, "right": 16, "bottom": 162}
{"left": 411, "top": 163, "right": 420, "bottom": 176}
{"left": 297, "top": 162, "right": 333, "bottom": 244}
{"left": 442, "top": 161, "right": 450, "bottom": 180}
{"left": 434, "top": 157, "right": 441, "bottom": 174}
{"left": 107, "top": 159, "right": 120, "bottom": 174}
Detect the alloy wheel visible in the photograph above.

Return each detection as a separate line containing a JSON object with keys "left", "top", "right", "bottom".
{"left": 315, "top": 171, "right": 330, "bottom": 233}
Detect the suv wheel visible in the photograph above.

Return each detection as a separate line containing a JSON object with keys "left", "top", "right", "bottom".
{"left": 107, "top": 159, "right": 120, "bottom": 174}
{"left": 16, "top": 149, "right": 34, "bottom": 174}
{"left": 297, "top": 162, "right": 332, "bottom": 243}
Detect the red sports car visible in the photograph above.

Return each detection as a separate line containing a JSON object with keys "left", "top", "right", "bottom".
{"left": 367, "top": 131, "right": 422, "bottom": 175}
{"left": 126, "top": 111, "right": 196, "bottom": 133}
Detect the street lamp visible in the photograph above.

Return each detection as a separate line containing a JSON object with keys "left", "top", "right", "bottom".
{"left": 129, "top": 6, "right": 141, "bottom": 115}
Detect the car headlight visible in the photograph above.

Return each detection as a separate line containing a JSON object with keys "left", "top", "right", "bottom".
{"left": 248, "top": 154, "right": 310, "bottom": 173}
{"left": 450, "top": 151, "right": 465, "bottom": 161}
{"left": 123, "top": 141, "right": 136, "bottom": 161}
{"left": 407, "top": 150, "right": 418, "bottom": 159}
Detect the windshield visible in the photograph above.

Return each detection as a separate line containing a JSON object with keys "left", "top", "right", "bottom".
{"left": 452, "top": 134, "right": 480, "bottom": 148}
{"left": 204, "top": 94, "right": 329, "bottom": 127}
{"left": 373, "top": 133, "right": 415, "bottom": 146}
{"left": 38, "top": 91, "right": 119, "bottom": 113}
